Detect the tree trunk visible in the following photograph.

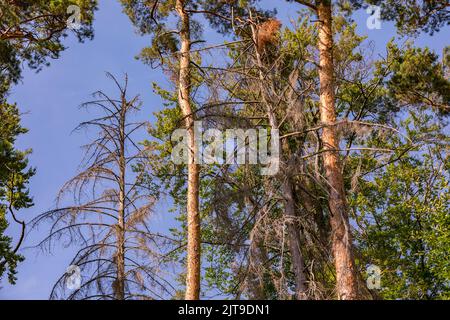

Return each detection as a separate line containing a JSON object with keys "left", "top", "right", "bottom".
{"left": 175, "top": 0, "right": 201, "bottom": 300}
{"left": 116, "top": 98, "right": 126, "bottom": 300}
{"left": 283, "top": 177, "right": 308, "bottom": 300}
{"left": 317, "top": 1, "right": 359, "bottom": 300}
{"left": 249, "top": 18, "right": 309, "bottom": 299}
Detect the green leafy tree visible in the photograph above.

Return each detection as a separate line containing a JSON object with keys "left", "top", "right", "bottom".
{"left": 0, "top": 0, "right": 96, "bottom": 71}
{"left": 282, "top": 0, "right": 449, "bottom": 299}
{"left": 32, "top": 74, "right": 167, "bottom": 300}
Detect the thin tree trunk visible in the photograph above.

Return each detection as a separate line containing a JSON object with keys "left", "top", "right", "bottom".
{"left": 248, "top": 211, "right": 271, "bottom": 300}
{"left": 316, "top": 1, "right": 358, "bottom": 299}
{"left": 116, "top": 97, "right": 126, "bottom": 300}
{"left": 175, "top": 0, "right": 201, "bottom": 300}
{"left": 282, "top": 177, "right": 308, "bottom": 300}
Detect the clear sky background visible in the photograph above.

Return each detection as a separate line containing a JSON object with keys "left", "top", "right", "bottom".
{"left": 1, "top": 0, "right": 448, "bottom": 299}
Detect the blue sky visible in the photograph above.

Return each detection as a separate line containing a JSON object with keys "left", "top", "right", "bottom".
{"left": 1, "top": 0, "right": 448, "bottom": 299}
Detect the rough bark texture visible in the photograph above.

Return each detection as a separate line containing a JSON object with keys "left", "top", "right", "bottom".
{"left": 317, "top": 1, "right": 359, "bottom": 300}
{"left": 175, "top": 0, "right": 201, "bottom": 300}
{"left": 115, "top": 96, "right": 126, "bottom": 300}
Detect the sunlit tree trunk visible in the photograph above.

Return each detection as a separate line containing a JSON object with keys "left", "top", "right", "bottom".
{"left": 317, "top": 1, "right": 358, "bottom": 299}
{"left": 283, "top": 178, "right": 308, "bottom": 299}
{"left": 175, "top": 0, "right": 201, "bottom": 300}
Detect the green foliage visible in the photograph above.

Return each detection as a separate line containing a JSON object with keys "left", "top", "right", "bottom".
{"left": 290, "top": 1, "right": 448, "bottom": 35}
{"left": 199, "top": 0, "right": 275, "bottom": 35}
{"left": 0, "top": 41, "right": 21, "bottom": 97}
{"left": 345, "top": 70, "right": 449, "bottom": 299}
{"left": 353, "top": 138, "right": 449, "bottom": 299}
{"left": 348, "top": 0, "right": 449, "bottom": 35}
{"left": 0, "top": 0, "right": 96, "bottom": 286}
{"left": 384, "top": 42, "right": 450, "bottom": 115}
{"left": 120, "top": 0, "right": 175, "bottom": 35}
{"left": 125, "top": 0, "right": 450, "bottom": 300}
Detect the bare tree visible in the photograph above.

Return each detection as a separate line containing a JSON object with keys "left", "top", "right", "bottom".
{"left": 32, "top": 74, "right": 174, "bottom": 300}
